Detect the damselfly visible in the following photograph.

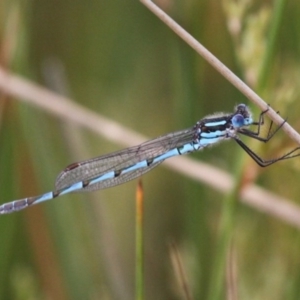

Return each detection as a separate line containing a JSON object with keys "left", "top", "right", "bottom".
{"left": 1, "top": 104, "right": 299, "bottom": 214}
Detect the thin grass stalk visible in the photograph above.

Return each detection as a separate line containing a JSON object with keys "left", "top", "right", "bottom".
{"left": 135, "top": 180, "right": 144, "bottom": 300}
{"left": 139, "top": 0, "right": 300, "bottom": 144}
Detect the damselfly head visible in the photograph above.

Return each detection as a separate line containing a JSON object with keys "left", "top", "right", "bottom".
{"left": 235, "top": 104, "right": 251, "bottom": 118}
{"left": 232, "top": 104, "right": 253, "bottom": 127}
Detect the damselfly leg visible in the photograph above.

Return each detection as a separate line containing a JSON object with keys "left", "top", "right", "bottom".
{"left": 234, "top": 137, "right": 300, "bottom": 167}
{"left": 235, "top": 107, "right": 300, "bottom": 167}
{"left": 238, "top": 106, "right": 277, "bottom": 142}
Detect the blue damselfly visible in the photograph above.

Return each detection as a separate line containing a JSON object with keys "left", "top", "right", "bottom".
{"left": 1, "top": 104, "right": 299, "bottom": 214}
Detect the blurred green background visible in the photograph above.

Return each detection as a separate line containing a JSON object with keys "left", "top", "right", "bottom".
{"left": 1, "top": 0, "right": 300, "bottom": 299}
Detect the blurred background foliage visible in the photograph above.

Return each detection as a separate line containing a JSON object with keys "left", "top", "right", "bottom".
{"left": 1, "top": 0, "right": 300, "bottom": 299}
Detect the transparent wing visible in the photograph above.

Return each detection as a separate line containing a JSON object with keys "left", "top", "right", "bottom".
{"left": 55, "top": 127, "right": 195, "bottom": 191}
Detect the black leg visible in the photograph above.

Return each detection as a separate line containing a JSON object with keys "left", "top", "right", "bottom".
{"left": 232, "top": 105, "right": 300, "bottom": 166}
{"left": 234, "top": 137, "right": 300, "bottom": 167}
{"left": 239, "top": 119, "right": 286, "bottom": 142}
{"left": 242, "top": 106, "right": 269, "bottom": 137}
{"left": 238, "top": 106, "right": 285, "bottom": 143}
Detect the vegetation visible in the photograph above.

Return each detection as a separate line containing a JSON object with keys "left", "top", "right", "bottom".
{"left": 1, "top": 0, "right": 300, "bottom": 299}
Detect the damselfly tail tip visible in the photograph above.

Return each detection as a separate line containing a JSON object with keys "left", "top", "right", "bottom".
{"left": 0, "top": 200, "right": 29, "bottom": 214}
{"left": 0, "top": 203, "right": 13, "bottom": 214}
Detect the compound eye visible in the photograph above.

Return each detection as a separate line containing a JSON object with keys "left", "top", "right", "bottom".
{"left": 232, "top": 114, "right": 245, "bottom": 128}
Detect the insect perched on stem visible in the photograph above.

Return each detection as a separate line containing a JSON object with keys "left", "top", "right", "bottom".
{"left": 1, "top": 104, "right": 299, "bottom": 214}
